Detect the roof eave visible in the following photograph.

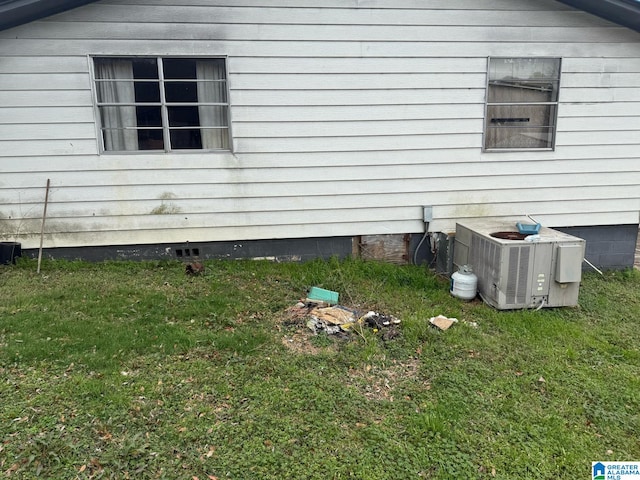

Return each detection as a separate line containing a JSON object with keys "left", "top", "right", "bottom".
{"left": 0, "top": 0, "right": 99, "bottom": 32}
{"left": 556, "top": 0, "right": 640, "bottom": 32}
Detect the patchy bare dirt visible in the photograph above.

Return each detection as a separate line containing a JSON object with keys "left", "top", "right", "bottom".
{"left": 281, "top": 331, "right": 334, "bottom": 355}
{"left": 345, "top": 359, "right": 424, "bottom": 401}
{"left": 277, "top": 302, "right": 418, "bottom": 401}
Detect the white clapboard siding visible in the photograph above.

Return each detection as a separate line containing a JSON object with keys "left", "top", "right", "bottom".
{"left": 229, "top": 73, "right": 486, "bottom": 90}
{"left": 231, "top": 89, "right": 485, "bottom": 106}
{"left": 231, "top": 104, "right": 485, "bottom": 122}
{"left": 0, "top": 73, "right": 90, "bottom": 91}
{"left": 35, "top": 4, "right": 592, "bottom": 26}
{"left": 6, "top": 184, "right": 639, "bottom": 219}
{"left": 3, "top": 161, "right": 639, "bottom": 189}
{"left": 557, "top": 131, "right": 640, "bottom": 147}
{"left": 232, "top": 119, "right": 483, "bottom": 138}
{"left": 1, "top": 39, "right": 640, "bottom": 58}
{"left": 562, "top": 57, "right": 640, "bottom": 73}
{"left": 562, "top": 73, "right": 640, "bottom": 88}
{"left": 557, "top": 117, "right": 640, "bottom": 132}
{"left": 560, "top": 103, "right": 640, "bottom": 118}
{"left": 229, "top": 57, "right": 489, "bottom": 74}
{"left": 31, "top": 221, "right": 422, "bottom": 248}
{"left": 4, "top": 179, "right": 639, "bottom": 205}
{"left": 6, "top": 22, "right": 636, "bottom": 44}
{"left": 235, "top": 134, "right": 483, "bottom": 153}
{"left": 3, "top": 146, "right": 640, "bottom": 175}
{"left": 0, "top": 107, "right": 95, "bottom": 124}
{"left": 0, "top": 0, "right": 638, "bottom": 249}
{"left": 0, "top": 56, "right": 89, "bottom": 73}
{"left": 560, "top": 88, "right": 640, "bottom": 103}
{"left": 0, "top": 90, "right": 92, "bottom": 107}
{"left": 0, "top": 140, "right": 98, "bottom": 157}
{"left": 0, "top": 123, "right": 96, "bottom": 141}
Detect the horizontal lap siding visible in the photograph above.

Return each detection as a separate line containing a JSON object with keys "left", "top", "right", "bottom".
{"left": 0, "top": 0, "right": 639, "bottom": 248}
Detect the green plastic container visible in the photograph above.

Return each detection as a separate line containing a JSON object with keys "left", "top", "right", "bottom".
{"left": 308, "top": 287, "right": 339, "bottom": 305}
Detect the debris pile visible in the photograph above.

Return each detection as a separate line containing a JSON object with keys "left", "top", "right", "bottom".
{"left": 285, "top": 287, "right": 477, "bottom": 342}
{"left": 286, "top": 287, "right": 402, "bottom": 339}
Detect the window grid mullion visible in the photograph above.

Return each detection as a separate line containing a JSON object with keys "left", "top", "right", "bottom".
{"left": 157, "top": 57, "right": 171, "bottom": 153}
{"left": 487, "top": 102, "right": 558, "bottom": 106}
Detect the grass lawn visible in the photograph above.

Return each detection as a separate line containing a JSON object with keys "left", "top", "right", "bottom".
{"left": 0, "top": 257, "right": 639, "bottom": 479}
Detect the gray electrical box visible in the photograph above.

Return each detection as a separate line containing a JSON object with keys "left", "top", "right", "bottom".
{"left": 453, "top": 220, "right": 586, "bottom": 309}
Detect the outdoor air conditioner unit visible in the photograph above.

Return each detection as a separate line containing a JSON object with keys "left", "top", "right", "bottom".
{"left": 453, "top": 220, "right": 586, "bottom": 309}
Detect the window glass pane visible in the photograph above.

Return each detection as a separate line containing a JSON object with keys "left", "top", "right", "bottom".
{"left": 195, "top": 106, "right": 229, "bottom": 127}
{"left": 138, "top": 129, "right": 165, "bottom": 150}
{"left": 134, "top": 81, "right": 161, "bottom": 103}
{"left": 170, "top": 128, "right": 202, "bottom": 149}
{"left": 101, "top": 129, "right": 139, "bottom": 151}
{"left": 95, "top": 58, "right": 135, "bottom": 80}
{"left": 99, "top": 106, "right": 139, "bottom": 128}
{"left": 195, "top": 80, "right": 227, "bottom": 103}
{"left": 199, "top": 128, "right": 229, "bottom": 150}
{"left": 169, "top": 127, "right": 229, "bottom": 150}
{"left": 168, "top": 106, "right": 200, "bottom": 127}
{"left": 485, "top": 126, "right": 554, "bottom": 149}
{"left": 486, "top": 105, "right": 556, "bottom": 128}
{"left": 130, "top": 58, "right": 159, "bottom": 79}
{"left": 136, "top": 106, "right": 163, "bottom": 127}
{"left": 165, "top": 82, "right": 199, "bottom": 103}
{"left": 489, "top": 58, "right": 560, "bottom": 82}
{"left": 163, "top": 58, "right": 197, "bottom": 79}
{"left": 488, "top": 80, "right": 559, "bottom": 103}
{"left": 95, "top": 81, "right": 135, "bottom": 103}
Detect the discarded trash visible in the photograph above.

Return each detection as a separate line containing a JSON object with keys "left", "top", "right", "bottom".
{"left": 429, "top": 315, "right": 458, "bottom": 331}
{"left": 288, "top": 297, "right": 401, "bottom": 337}
{"left": 361, "top": 311, "right": 401, "bottom": 329}
{"left": 309, "top": 305, "right": 356, "bottom": 325}
{"left": 185, "top": 262, "right": 205, "bottom": 275}
{"left": 306, "top": 317, "right": 344, "bottom": 336}
{"left": 285, "top": 287, "right": 402, "bottom": 338}
{"left": 307, "top": 287, "right": 339, "bottom": 305}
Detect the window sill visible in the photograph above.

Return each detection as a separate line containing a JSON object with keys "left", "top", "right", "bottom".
{"left": 483, "top": 147, "right": 555, "bottom": 153}
{"left": 99, "top": 149, "right": 233, "bottom": 155}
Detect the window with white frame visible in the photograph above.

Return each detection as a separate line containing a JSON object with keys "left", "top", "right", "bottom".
{"left": 93, "top": 57, "right": 230, "bottom": 152}
{"left": 484, "top": 57, "right": 561, "bottom": 150}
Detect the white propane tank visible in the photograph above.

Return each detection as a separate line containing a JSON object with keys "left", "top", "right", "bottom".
{"left": 450, "top": 265, "right": 478, "bottom": 301}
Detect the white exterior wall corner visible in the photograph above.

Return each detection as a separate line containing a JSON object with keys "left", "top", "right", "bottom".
{"left": 0, "top": 0, "right": 639, "bottom": 249}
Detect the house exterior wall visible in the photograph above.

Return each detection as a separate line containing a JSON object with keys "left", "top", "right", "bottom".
{"left": 0, "top": 0, "right": 639, "bottom": 262}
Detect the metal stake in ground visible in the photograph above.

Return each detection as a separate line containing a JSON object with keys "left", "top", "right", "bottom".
{"left": 37, "top": 179, "right": 50, "bottom": 274}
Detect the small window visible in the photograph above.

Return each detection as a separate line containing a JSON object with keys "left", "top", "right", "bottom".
{"left": 93, "top": 57, "right": 230, "bottom": 152}
{"left": 484, "top": 57, "right": 561, "bottom": 150}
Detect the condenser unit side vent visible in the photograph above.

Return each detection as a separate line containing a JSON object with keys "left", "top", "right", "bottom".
{"left": 506, "top": 245, "right": 531, "bottom": 306}
{"left": 470, "top": 233, "right": 498, "bottom": 303}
